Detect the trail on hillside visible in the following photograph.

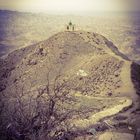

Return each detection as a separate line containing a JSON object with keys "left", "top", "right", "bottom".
{"left": 71, "top": 93, "right": 132, "bottom": 129}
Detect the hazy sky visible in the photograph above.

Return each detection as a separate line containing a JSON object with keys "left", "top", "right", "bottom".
{"left": 0, "top": 0, "right": 139, "bottom": 13}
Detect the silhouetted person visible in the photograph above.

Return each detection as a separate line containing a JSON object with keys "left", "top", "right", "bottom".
{"left": 72, "top": 25, "right": 75, "bottom": 31}
{"left": 69, "top": 21, "right": 73, "bottom": 30}
{"left": 69, "top": 21, "right": 72, "bottom": 27}
{"left": 66, "top": 21, "right": 75, "bottom": 31}
{"left": 67, "top": 25, "right": 69, "bottom": 31}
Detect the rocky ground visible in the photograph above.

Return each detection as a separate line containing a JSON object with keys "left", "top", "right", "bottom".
{"left": 0, "top": 31, "right": 140, "bottom": 140}
{"left": 0, "top": 10, "right": 140, "bottom": 64}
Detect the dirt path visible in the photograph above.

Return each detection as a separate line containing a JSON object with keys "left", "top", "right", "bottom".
{"left": 118, "top": 61, "right": 137, "bottom": 99}
{"left": 72, "top": 94, "right": 133, "bottom": 129}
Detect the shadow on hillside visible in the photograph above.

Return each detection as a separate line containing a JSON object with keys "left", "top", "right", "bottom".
{"left": 131, "top": 62, "right": 140, "bottom": 95}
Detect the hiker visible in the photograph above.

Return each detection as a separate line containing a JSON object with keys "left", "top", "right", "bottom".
{"left": 69, "top": 21, "right": 72, "bottom": 27}
{"left": 67, "top": 25, "right": 69, "bottom": 31}
{"left": 66, "top": 21, "right": 75, "bottom": 31}
{"left": 72, "top": 25, "right": 75, "bottom": 31}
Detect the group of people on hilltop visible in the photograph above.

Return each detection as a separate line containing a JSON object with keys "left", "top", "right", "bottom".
{"left": 66, "top": 21, "right": 75, "bottom": 31}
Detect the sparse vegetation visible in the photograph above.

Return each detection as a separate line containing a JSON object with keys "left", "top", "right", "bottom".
{"left": 0, "top": 30, "right": 139, "bottom": 140}
{"left": 0, "top": 68, "right": 81, "bottom": 140}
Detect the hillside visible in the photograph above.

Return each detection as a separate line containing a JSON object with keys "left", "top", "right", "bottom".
{"left": 0, "top": 31, "right": 140, "bottom": 140}
{"left": 0, "top": 31, "right": 132, "bottom": 97}
{"left": 0, "top": 10, "right": 140, "bottom": 64}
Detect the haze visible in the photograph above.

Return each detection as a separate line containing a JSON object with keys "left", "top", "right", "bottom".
{"left": 0, "top": 0, "right": 140, "bottom": 14}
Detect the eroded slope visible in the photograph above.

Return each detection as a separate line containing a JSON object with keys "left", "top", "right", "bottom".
{"left": 0, "top": 31, "right": 138, "bottom": 140}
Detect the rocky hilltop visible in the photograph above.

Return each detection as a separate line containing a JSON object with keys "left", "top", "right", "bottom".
{"left": 1, "top": 10, "right": 140, "bottom": 65}
{"left": 0, "top": 31, "right": 140, "bottom": 140}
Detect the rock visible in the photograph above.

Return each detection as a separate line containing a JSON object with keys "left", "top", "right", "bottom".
{"left": 77, "top": 69, "right": 88, "bottom": 77}
{"left": 36, "top": 47, "right": 48, "bottom": 56}
{"left": 114, "top": 115, "right": 127, "bottom": 121}
{"left": 108, "top": 93, "right": 112, "bottom": 96}
{"left": 28, "top": 59, "right": 37, "bottom": 65}
{"left": 87, "top": 128, "right": 97, "bottom": 135}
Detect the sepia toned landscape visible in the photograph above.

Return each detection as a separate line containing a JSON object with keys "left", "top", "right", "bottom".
{"left": 0, "top": 10, "right": 140, "bottom": 64}
{"left": 0, "top": 0, "right": 140, "bottom": 140}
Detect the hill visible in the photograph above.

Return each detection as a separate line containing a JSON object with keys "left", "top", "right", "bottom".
{"left": 0, "top": 31, "right": 140, "bottom": 140}
{"left": 0, "top": 10, "right": 140, "bottom": 65}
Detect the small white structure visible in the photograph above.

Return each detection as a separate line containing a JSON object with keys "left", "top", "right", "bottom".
{"left": 77, "top": 69, "right": 88, "bottom": 77}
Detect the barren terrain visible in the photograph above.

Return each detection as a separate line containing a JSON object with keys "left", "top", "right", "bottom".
{"left": 0, "top": 31, "right": 140, "bottom": 140}
{"left": 0, "top": 10, "right": 140, "bottom": 64}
